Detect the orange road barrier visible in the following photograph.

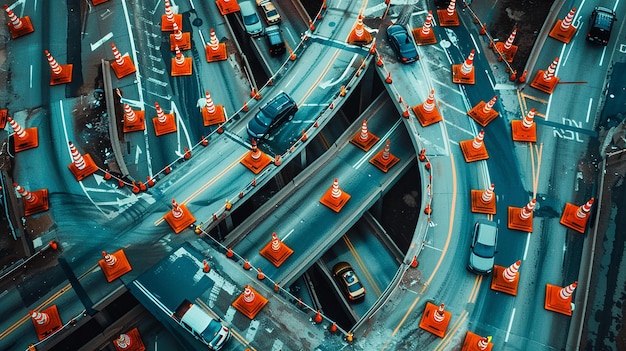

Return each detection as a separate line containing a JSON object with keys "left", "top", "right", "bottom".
{"left": 419, "top": 302, "right": 452, "bottom": 337}
{"left": 339, "top": 85, "right": 347, "bottom": 97}
{"left": 183, "top": 147, "right": 191, "bottom": 160}
{"left": 112, "top": 328, "right": 145, "bottom": 351}
{"left": 260, "top": 232, "right": 294, "bottom": 267}
{"left": 161, "top": 0, "right": 182, "bottom": 31}
{"left": 14, "top": 183, "right": 49, "bottom": 216}
{"left": 461, "top": 332, "right": 493, "bottom": 351}
{"left": 460, "top": 129, "right": 489, "bottom": 162}
{"left": 152, "top": 102, "right": 177, "bottom": 136}
{"left": 205, "top": 28, "right": 227, "bottom": 62}
{"left": 31, "top": 306, "right": 63, "bottom": 341}
{"left": 7, "top": 117, "right": 38, "bottom": 152}
{"left": 0, "top": 109, "right": 6, "bottom": 129}
{"left": 545, "top": 281, "right": 577, "bottom": 316}
{"left": 385, "top": 72, "right": 392, "bottom": 84}
{"left": 215, "top": 0, "right": 240, "bottom": 15}
{"left": 437, "top": 0, "right": 459, "bottom": 27}
{"left": 309, "top": 20, "right": 315, "bottom": 31}
{"left": 163, "top": 199, "right": 196, "bottom": 233}
{"left": 171, "top": 45, "right": 192, "bottom": 76}
{"left": 471, "top": 183, "right": 496, "bottom": 214}
{"left": 131, "top": 182, "right": 140, "bottom": 194}
{"left": 226, "top": 247, "right": 234, "bottom": 258}
{"left": 256, "top": 268, "right": 265, "bottom": 280}
{"left": 530, "top": 57, "right": 560, "bottom": 94}
{"left": 549, "top": 7, "right": 577, "bottom": 43}
{"left": 410, "top": 255, "right": 418, "bottom": 268}
{"left": 413, "top": 11, "right": 437, "bottom": 45}
{"left": 45, "top": 49, "right": 72, "bottom": 85}
{"left": 146, "top": 176, "right": 155, "bottom": 187}
{"left": 243, "top": 258, "right": 251, "bottom": 269}
{"left": 413, "top": 89, "right": 443, "bottom": 126}
{"left": 138, "top": 182, "right": 147, "bottom": 191}
{"left": 241, "top": 138, "right": 272, "bottom": 174}
{"left": 320, "top": 178, "right": 351, "bottom": 212}
{"left": 479, "top": 23, "right": 487, "bottom": 35}
{"left": 110, "top": 42, "right": 137, "bottom": 79}
{"left": 273, "top": 154, "right": 282, "bottom": 166}
{"left": 99, "top": 249, "right": 132, "bottom": 282}
{"left": 494, "top": 28, "right": 518, "bottom": 62}
{"left": 201, "top": 136, "right": 209, "bottom": 147}
{"left": 350, "top": 119, "right": 380, "bottom": 151}
{"left": 560, "top": 198, "right": 594, "bottom": 234}
{"left": 369, "top": 139, "right": 399, "bottom": 173}
{"left": 467, "top": 95, "right": 499, "bottom": 126}
{"left": 508, "top": 199, "right": 536, "bottom": 232}
{"left": 122, "top": 104, "right": 146, "bottom": 133}
{"left": 511, "top": 108, "right": 537, "bottom": 142}
{"left": 170, "top": 22, "right": 191, "bottom": 51}
{"left": 203, "top": 260, "right": 211, "bottom": 273}
{"left": 314, "top": 310, "right": 323, "bottom": 323}
{"left": 419, "top": 149, "right": 427, "bottom": 161}
{"left": 452, "top": 50, "right": 476, "bottom": 84}
{"left": 232, "top": 285, "right": 268, "bottom": 319}
{"left": 201, "top": 91, "right": 226, "bottom": 126}
{"left": 491, "top": 260, "right": 521, "bottom": 295}
{"left": 4, "top": 4, "right": 34, "bottom": 38}
{"left": 347, "top": 15, "right": 372, "bottom": 45}
{"left": 67, "top": 141, "right": 98, "bottom": 181}
{"left": 329, "top": 322, "right": 337, "bottom": 333}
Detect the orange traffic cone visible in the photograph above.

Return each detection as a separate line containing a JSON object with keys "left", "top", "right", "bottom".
{"left": 508, "top": 199, "right": 536, "bottom": 232}
{"left": 171, "top": 45, "right": 192, "bottom": 76}
{"left": 13, "top": 183, "right": 49, "bottom": 216}
{"left": 467, "top": 96, "right": 499, "bottom": 127}
{"left": 412, "top": 89, "right": 443, "bottom": 126}
{"left": 350, "top": 120, "right": 380, "bottom": 151}
{"left": 494, "top": 28, "right": 518, "bottom": 62}
{"left": 460, "top": 130, "right": 489, "bottom": 162}
{"left": 4, "top": 4, "right": 34, "bottom": 38}
{"left": 471, "top": 183, "right": 496, "bottom": 214}
{"left": 7, "top": 117, "right": 38, "bottom": 152}
{"left": 109, "top": 43, "right": 136, "bottom": 79}
{"left": 461, "top": 332, "right": 493, "bottom": 351}
{"left": 161, "top": 0, "right": 182, "bottom": 31}
{"left": 31, "top": 306, "right": 63, "bottom": 341}
{"left": 122, "top": 104, "right": 146, "bottom": 133}
{"left": 45, "top": 49, "right": 72, "bottom": 85}
{"left": 163, "top": 199, "right": 196, "bottom": 233}
{"left": 511, "top": 108, "right": 537, "bottom": 142}
{"left": 0, "top": 109, "right": 7, "bottom": 129}
{"left": 260, "top": 232, "right": 294, "bottom": 267}
{"left": 201, "top": 91, "right": 226, "bottom": 126}
{"left": 314, "top": 310, "right": 323, "bottom": 323}
{"left": 437, "top": 0, "right": 459, "bottom": 27}
{"left": 112, "top": 328, "right": 145, "bottom": 351}
{"left": 215, "top": 0, "right": 240, "bottom": 15}
{"left": 413, "top": 11, "right": 437, "bottom": 45}
{"left": 67, "top": 141, "right": 98, "bottom": 181}
{"left": 320, "top": 178, "right": 351, "bottom": 212}
{"left": 347, "top": 15, "right": 372, "bottom": 45}
{"left": 560, "top": 198, "right": 594, "bottom": 234}
{"left": 146, "top": 175, "right": 156, "bottom": 187}
{"left": 452, "top": 50, "right": 476, "bottom": 84}
{"left": 491, "top": 260, "right": 521, "bottom": 295}
{"left": 169, "top": 22, "right": 191, "bottom": 51}
{"left": 92, "top": 0, "right": 110, "bottom": 4}
{"left": 203, "top": 260, "right": 211, "bottom": 273}
{"left": 549, "top": 7, "right": 577, "bottom": 43}
{"left": 152, "top": 102, "right": 177, "bottom": 136}
{"left": 99, "top": 249, "right": 132, "bottom": 282}
{"left": 369, "top": 139, "right": 400, "bottom": 173}
{"left": 545, "top": 281, "right": 577, "bottom": 316}
{"left": 419, "top": 302, "right": 452, "bottom": 338}
{"left": 205, "top": 28, "right": 227, "bottom": 62}
{"left": 241, "top": 138, "right": 273, "bottom": 174}
{"left": 530, "top": 58, "right": 560, "bottom": 94}
{"left": 232, "top": 285, "right": 268, "bottom": 319}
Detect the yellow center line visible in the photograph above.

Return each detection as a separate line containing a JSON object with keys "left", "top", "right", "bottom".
{"left": 467, "top": 275, "right": 483, "bottom": 304}
{"left": 344, "top": 235, "right": 382, "bottom": 297}
{"left": 434, "top": 310, "right": 469, "bottom": 351}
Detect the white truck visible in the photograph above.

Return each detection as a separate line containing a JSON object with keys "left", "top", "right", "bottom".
{"left": 172, "top": 299, "right": 231, "bottom": 350}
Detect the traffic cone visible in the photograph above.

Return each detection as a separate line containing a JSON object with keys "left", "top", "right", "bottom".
{"left": 314, "top": 310, "right": 323, "bottom": 323}
{"left": 508, "top": 199, "right": 536, "bottom": 232}
{"left": 560, "top": 198, "right": 594, "bottom": 234}
{"left": 4, "top": 4, "right": 34, "bottom": 38}
{"left": 369, "top": 139, "right": 399, "bottom": 173}
{"left": 385, "top": 72, "right": 392, "bottom": 84}
{"left": 452, "top": 50, "right": 476, "bottom": 84}
{"left": 45, "top": 49, "right": 72, "bottom": 85}
{"left": 491, "top": 260, "right": 521, "bottom": 295}
{"left": 99, "top": 249, "right": 132, "bottom": 282}
{"left": 494, "top": 28, "right": 518, "bottom": 62}
{"left": 461, "top": 332, "right": 493, "bottom": 351}
{"left": 320, "top": 178, "right": 351, "bottom": 212}
{"left": 467, "top": 96, "right": 499, "bottom": 127}
{"left": 7, "top": 117, "right": 38, "bottom": 152}
{"left": 171, "top": 45, "right": 192, "bottom": 76}
{"left": 169, "top": 22, "right": 191, "bottom": 51}
{"left": 112, "top": 328, "right": 145, "bottom": 351}
{"left": 410, "top": 255, "right": 418, "bottom": 268}
{"left": 273, "top": 154, "right": 282, "bottom": 166}
{"left": 163, "top": 199, "right": 196, "bottom": 233}
{"left": 152, "top": 102, "right": 177, "bottom": 136}
{"left": 530, "top": 58, "right": 560, "bottom": 94}
{"left": 161, "top": 0, "right": 182, "bottom": 31}
{"left": 545, "top": 281, "right": 577, "bottom": 316}
{"left": 419, "top": 302, "right": 452, "bottom": 338}
{"left": 260, "top": 232, "right": 294, "bottom": 267}
{"left": 122, "top": 104, "right": 146, "bottom": 133}
{"left": 201, "top": 91, "right": 226, "bottom": 126}
{"left": 329, "top": 322, "right": 338, "bottom": 333}
{"left": 92, "top": 0, "right": 110, "bottom": 4}
{"left": 67, "top": 141, "right": 98, "bottom": 181}
{"left": 232, "top": 285, "right": 268, "bottom": 319}
{"left": 0, "top": 109, "right": 6, "bottom": 129}
{"left": 470, "top": 183, "right": 496, "bottom": 214}
{"left": 412, "top": 89, "right": 443, "bottom": 126}
{"left": 215, "top": 0, "right": 240, "bottom": 15}
{"left": 241, "top": 138, "right": 272, "bottom": 174}
{"left": 203, "top": 260, "right": 211, "bottom": 273}
{"left": 347, "top": 15, "right": 372, "bottom": 45}
{"left": 109, "top": 43, "right": 136, "bottom": 79}
{"left": 13, "top": 183, "right": 49, "bottom": 216}
{"left": 256, "top": 267, "right": 265, "bottom": 280}
{"left": 31, "top": 306, "right": 63, "bottom": 341}
{"left": 511, "top": 108, "right": 537, "bottom": 142}
{"left": 146, "top": 176, "right": 156, "bottom": 187}
{"left": 460, "top": 130, "right": 489, "bottom": 162}
{"left": 205, "top": 28, "right": 227, "bottom": 61}
{"left": 549, "top": 7, "right": 577, "bottom": 43}
{"left": 437, "top": 0, "right": 459, "bottom": 27}
{"left": 350, "top": 120, "right": 380, "bottom": 151}
{"left": 413, "top": 11, "right": 437, "bottom": 45}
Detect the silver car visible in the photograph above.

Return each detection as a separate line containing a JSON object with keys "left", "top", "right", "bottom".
{"left": 239, "top": 1, "right": 263, "bottom": 37}
{"left": 468, "top": 219, "right": 498, "bottom": 275}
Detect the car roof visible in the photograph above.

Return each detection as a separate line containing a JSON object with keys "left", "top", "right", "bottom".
{"left": 387, "top": 24, "right": 405, "bottom": 35}
{"left": 475, "top": 219, "right": 497, "bottom": 244}
{"left": 180, "top": 304, "right": 213, "bottom": 332}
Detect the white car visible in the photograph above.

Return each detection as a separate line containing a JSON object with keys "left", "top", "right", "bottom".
{"left": 239, "top": 1, "right": 263, "bottom": 37}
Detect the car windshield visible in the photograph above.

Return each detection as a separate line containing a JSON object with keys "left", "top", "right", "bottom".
{"left": 255, "top": 111, "right": 272, "bottom": 126}
{"left": 266, "top": 9, "right": 278, "bottom": 17}
{"left": 473, "top": 243, "right": 495, "bottom": 258}
{"left": 243, "top": 14, "right": 259, "bottom": 25}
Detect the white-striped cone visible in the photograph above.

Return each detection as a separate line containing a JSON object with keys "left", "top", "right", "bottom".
{"left": 421, "top": 11, "right": 433, "bottom": 36}
{"left": 155, "top": 102, "right": 167, "bottom": 123}
{"left": 250, "top": 138, "right": 261, "bottom": 160}
{"left": 446, "top": 0, "right": 456, "bottom": 16}
{"left": 461, "top": 50, "right": 475, "bottom": 75}
{"left": 522, "top": 108, "right": 536, "bottom": 129}
{"left": 124, "top": 104, "right": 136, "bottom": 122}
{"left": 519, "top": 199, "right": 536, "bottom": 220}
{"left": 503, "top": 28, "right": 517, "bottom": 51}
{"left": 45, "top": 50, "right": 63, "bottom": 75}
{"left": 171, "top": 199, "right": 184, "bottom": 219}
{"left": 7, "top": 117, "right": 26, "bottom": 139}
{"left": 542, "top": 58, "right": 559, "bottom": 81}
{"left": 423, "top": 90, "right": 436, "bottom": 112}
{"left": 482, "top": 96, "right": 497, "bottom": 113}
{"left": 331, "top": 178, "right": 342, "bottom": 199}
{"left": 472, "top": 130, "right": 485, "bottom": 149}
{"left": 481, "top": 184, "right": 495, "bottom": 203}
{"left": 209, "top": 29, "right": 220, "bottom": 49}
{"left": 4, "top": 5, "right": 23, "bottom": 29}
{"left": 576, "top": 198, "right": 594, "bottom": 219}
{"left": 31, "top": 311, "right": 49, "bottom": 325}
{"left": 164, "top": 0, "right": 175, "bottom": 23}
{"left": 69, "top": 142, "right": 86, "bottom": 170}
{"left": 353, "top": 15, "right": 365, "bottom": 38}
{"left": 359, "top": 120, "right": 370, "bottom": 141}
{"left": 116, "top": 333, "right": 132, "bottom": 348}
{"left": 559, "top": 281, "right": 577, "bottom": 300}
{"left": 174, "top": 45, "right": 185, "bottom": 65}
{"left": 205, "top": 91, "right": 216, "bottom": 114}
{"left": 433, "top": 304, "right": 445, "bottom": 323}
{"left": 381, "top": 140, "right": 391, "bottom": 161}
{"left": 503, "top": 260, "right": 521, "bottom": 282}
{"left": 110, "top": 43, "right": 125, "bottom": 66}
{"left": 477, "top": 337, "right": 490, "bottom": 350}
{"left": 172, "top": 22, "right": 183, "bottom": 41}
{"left": 243, "top": 286, "right": 255, "bottom": 303}
{"left": 271, "top": 232, "right": 281, "bottom": 251}
{"left": 14, "top": 183, "right": 37, "bottom": 203}
{"left": 102, "top": 251, "right": 118, "bottom": 266}
{"left": 560, "top": 8, "right": 576, "bottom": 31}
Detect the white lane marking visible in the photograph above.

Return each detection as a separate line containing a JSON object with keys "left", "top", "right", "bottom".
{"left": 485, "top": 70, "right": 494, "bottom": 89}
{"left": 523, "top": 232, "right": 531, "bottom": 260}
{"left": 505, "top": 308, "right": 516, "bottom": 342}
{"left": 470, "top": 33, "right": 481, "bottom": 54}
{"left": 586, "top": 98, "right": 593, "bottom": 123}
{"left": 90, "top": 32, "right": 113, "bottom": 51}
{"left": 283, "top": 228, "right": 295, "bottom": 241}
{"left": 319, "top": 53, "right": 359, "bottom": 89}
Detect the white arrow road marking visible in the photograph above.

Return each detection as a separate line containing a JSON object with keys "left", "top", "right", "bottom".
{"left": 90, "top": 32, "right": 113, "bottom": 51}
{"left": 135, "top": 145, "right": 143, "bottom": 164}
